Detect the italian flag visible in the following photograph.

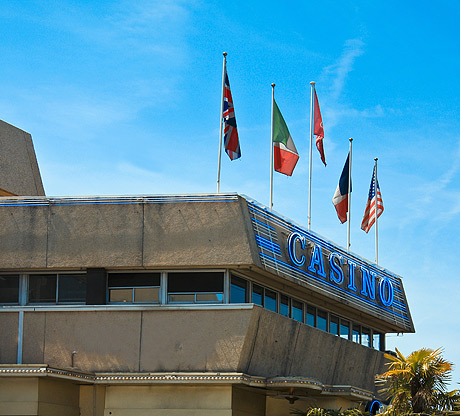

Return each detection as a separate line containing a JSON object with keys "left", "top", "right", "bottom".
{"left": 273, "top": 100, "right": 299, "bottom": 176}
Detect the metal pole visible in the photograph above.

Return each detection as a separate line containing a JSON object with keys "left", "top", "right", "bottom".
{"left": 308, "top": 81, "right": 315, "bottom": 230}
{"left": 216, "top": 52, "right": 227, "bottom": 193}
{"left": 347, "top": 138, "right": 353, "bottom": 251}
{"left": 17, "top": 310, "right": 23, "bottom": 364}
{"left": 374, "top": 158, "right": 379, "bottom": 264}
{"left": 270, "top": 83, "right": 275, "bottom": 210}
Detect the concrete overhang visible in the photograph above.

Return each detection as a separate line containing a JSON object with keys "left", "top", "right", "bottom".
{"left": 0, "top": 193, "right": 414, "bottom": 333}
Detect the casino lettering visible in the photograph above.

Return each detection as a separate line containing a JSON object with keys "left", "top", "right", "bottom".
{"left": 287, "top": 231, "right": 394, "bottom": 307}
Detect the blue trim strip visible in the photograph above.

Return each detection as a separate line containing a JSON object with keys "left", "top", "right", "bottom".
{"left": 251, "top": 217, "right": 276, "bottom": 231}
{"left": 255, "top": 236, "right": 282, "bottom": 255}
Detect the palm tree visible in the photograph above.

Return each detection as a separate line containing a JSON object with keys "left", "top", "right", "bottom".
{"left": 376, "top": 347, "right": 460, "bottom": 415}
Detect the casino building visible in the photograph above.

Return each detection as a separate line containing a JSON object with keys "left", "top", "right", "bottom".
{"left": 0, "top": 120, "right": 414, "bottom": 416}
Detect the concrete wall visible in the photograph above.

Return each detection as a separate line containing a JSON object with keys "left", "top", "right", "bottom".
{"left": 104, "top": 385, "right": 232, "bottom": 416}
{"left": 0, "top": 377, "right": 79, "bottom": 416}
{"left": 0, "top": 120, "right": 45, "bottom": 196}
{"left": 0, "top": 198, "right": 259, "bottom": 269}
{"left": 0, "top": 307, "right": 386, "bottom": 394}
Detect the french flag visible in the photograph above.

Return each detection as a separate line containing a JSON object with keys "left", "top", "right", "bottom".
{"left": 332, "top": 153, "right": 351, "bottom": 223}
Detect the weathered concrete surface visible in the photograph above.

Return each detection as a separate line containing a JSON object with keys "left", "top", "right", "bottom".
{"left": 239, "top": 307, "right": 386, "bottom": 390}
{"left": 7, "top": 306, "right": 386, "bottom": 394}
{"left": 0, "top": 197, "right": 259, "bottom": 269}
{"left": 0, "top": 205, "right": 48, "bottom": 269}
{"left": 0, "top": 312, "right": 18, "bottom": 364}
{"left": 143, "top": 200, "right": 256, "bottom": 267}
{"left": 47, "top": 203, "right": 144, "bottom": 268}
{"left": 0, "top": 120, "right": 45, "bottom": 196}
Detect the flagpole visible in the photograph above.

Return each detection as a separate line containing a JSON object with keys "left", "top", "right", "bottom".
{"left": 347, "top": 138, "right": 353, "bottom": 251}
{"left": 308, "top": 81, "right": 315, "bottom": 230}
{"left": 216, "top": 52, "right": 227, "bottom": 194}
{"left": 270, "top": 83, "right": 275, "bottom": 210}
{"left": 374, "top": 157, "right": 379, "bottom": 264}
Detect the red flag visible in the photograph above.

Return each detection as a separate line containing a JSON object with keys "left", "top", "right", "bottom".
{"left": 314, "top": 91, "right": 326, "bottom": 166}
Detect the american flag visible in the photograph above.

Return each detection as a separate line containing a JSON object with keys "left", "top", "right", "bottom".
{"left": 361, "top": 165, "right": 384, "bottom": 233}
{"left": 223, "top": 70, "right": 241, "bottom": 160}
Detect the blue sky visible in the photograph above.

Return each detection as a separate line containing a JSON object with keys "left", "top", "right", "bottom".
{"left": 1, "top": 1, "right": 460, "bottom": 385}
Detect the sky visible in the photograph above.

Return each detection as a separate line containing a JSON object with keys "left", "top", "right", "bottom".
{"left": 1, "top": 0, "right": 460, "bottom": 386}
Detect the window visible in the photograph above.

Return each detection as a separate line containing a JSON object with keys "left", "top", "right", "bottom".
{"left": 352, "top": 324, "right": 361, "bottom": 343}
{"left": 373, "top": 331, "right": 382, "bottom": 350}
{"left": 108, "top": 273, "right": 160, "bottom": 303}
{"left": 230, "top": 275, "right": 248, "bottom": 303}
{"left": 292, "top": 300, "right": 303, "bottom": 322}
{"left": 280, "top": 295, "right": 289, "bottom": 317}
{"left": 28, "top": 274, "right": 86, "bottom": 304}
{"left": 340, "top": 319, "right": 350, "bottom": 340}
{"left": 252, "top": 284, "right": 263, "bottom": 306}
{"left": 317, "top": 309, "right": 328, "bottom": 331}
{"left": 306, "top": 306, "right": 316, "bottom": 327}
{"left": 0, "top": 275, "right": 19, "bottom": 304}
{"left": 168, "top": 272, "right": 223, "bottom": 304}
{"left": 361, "top": 327, "right": 371, "bottom": 347}
{"left": 264, "top": 289, "right": 277, "bottom": 312}
{"left": 330, "top": 315, "right": 339, "bottom": 336}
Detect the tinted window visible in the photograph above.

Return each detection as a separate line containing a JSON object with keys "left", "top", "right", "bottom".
{"left": 292, "top": 300, "right": 303, "bottom": 322}
{"left": 108, "top": 273, "right": 160, "bottom": 287}
{"left": 280, "top": 295, "right": 289, "bottom": 317}
{"left": 0, "top": 275, "right": 19, "bottom": 303}
{"left": 252, "top": 285, "right": 263, "bottom": 306}
{"left": 340, "top": 320, "right": 350, "bottom": 340}
{"left": 306, "top": 306, "right": 316, "bottom": 327}
{"left": 168, "top": 272, "right": 223, "bottom": 292}
{"left": 28, "top": 275, "right": 57, "bottom": 303}
{"left": 264, "top": 289, "right": 277, "bottom": 312}
{"left": 330, "top": 315, "right": 339, "bottom": 335}
{"left": 59, "top": 274, "right": 86, "bottom": 302}
{"left": 362, "top": 327, "right": 371, "bottom": 347}
{"left": 230, "top": 276, "right": 247, "bottom": 303}
{"left": 317, "top": 309, "right": 327, "bottom": 331}
{"left": 352, "top": 324, "right": 361, "bottom": 343}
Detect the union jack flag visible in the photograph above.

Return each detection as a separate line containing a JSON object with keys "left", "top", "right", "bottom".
{"left": 361, "top": 165, "right": 384, "bottom": 233}
{"left": 223, "top": 69, "right": 241, "bottom": 160}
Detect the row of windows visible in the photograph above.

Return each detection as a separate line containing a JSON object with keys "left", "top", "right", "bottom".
{"left": 230, "top": 275, "right": 383, "bottom": 350}
{"left": 0, "top": 272, "right": 224, "bottom": 305}
{"left": 0, "top": 271, "right": 384, "bottom": 350}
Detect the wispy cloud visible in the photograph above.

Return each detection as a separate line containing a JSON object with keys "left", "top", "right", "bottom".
{"left": 324, "top": 39, "right": 365, "bottom": 100}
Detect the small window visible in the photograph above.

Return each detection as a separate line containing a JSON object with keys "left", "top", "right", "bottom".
{"left": 352, "top": 324, "right": 361, "bottom": 343}
{"left": 292, "top": 300, "right": 303, "bottom": 322}
{"left": 280, "top": 295, "right": 289, "bottom": 317}
{"left": 0, "top": 275, "right": 19, "bottom": 304}
{"left": 264, "top": 289, "right": 277, "bottom": 312}
{"left": 58, "top": 274, "right": 86, "bottom": 302}
{"left": 330, "top": 315, "right": 339, "bottom": 336}
{"left": 340, "top": 319, "right": 350, "bottom": 340}
{"left": 230, "top": 276, "right": 248, "bottom": 303}
{"left": 373, "top": 331, "right": 382, "bottom": 350}
{"left": 167, "top": 272, "right": 223, "bottom": 304}
{"left": 252, "top": 284, "right": 263, "bottom": 306}
{"left": 109, "top": 273, "right": 160, "bottom": 303}
{"left": 29, "top": 274, "right": 57, "bottom": 303}
{"left": 361, "top": 327, "right": 371, "bottom": 347}
{"left": 306, "top": 306, "right": 316, "bottom": 327}
{"left": 317, "top": 309, "right": 328, "bottom": 331}
{"left": 28, "top": 274, "right": 86, "bottom": 304}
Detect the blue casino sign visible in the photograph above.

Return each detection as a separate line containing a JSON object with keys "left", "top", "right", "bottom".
{"left": 247, "top": 199, "right": 414, "bottom": 332}
{"left": 287, "top": 231, "right": 394, "bottom": 307}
